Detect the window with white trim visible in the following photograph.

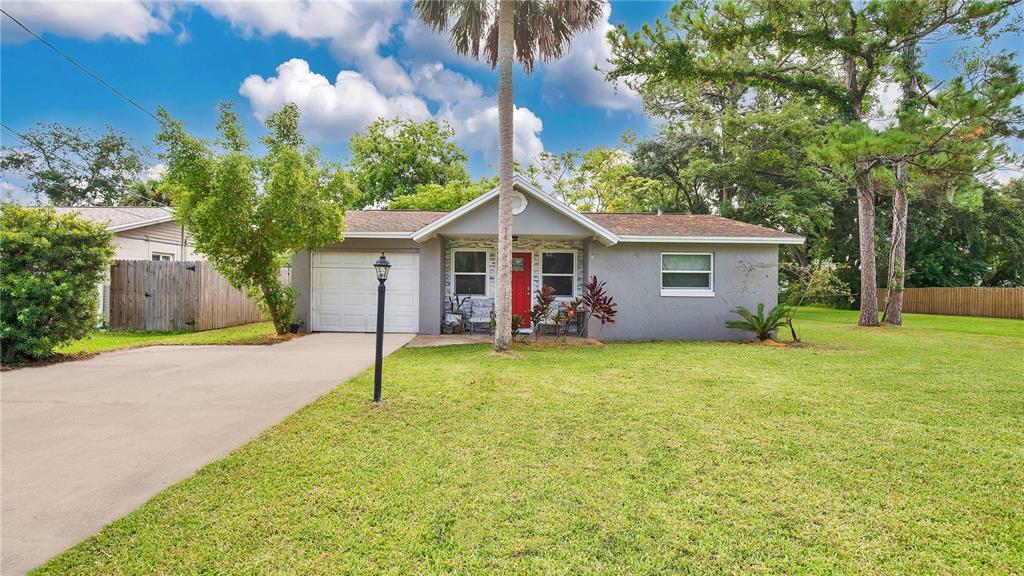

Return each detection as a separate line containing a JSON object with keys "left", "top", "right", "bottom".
{"left": 661, "top": 253, "right": 713, "bottom": 296}
{"left": 542, "top": 252, "right": 575, "bottom": 297}
{"left": 151, "top": 252, "right": 174, "bottom": 262}
{"left": 453, "top": 250, "right": 487, "bottom": 295}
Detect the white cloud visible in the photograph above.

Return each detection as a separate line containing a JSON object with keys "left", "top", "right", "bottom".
{"left": 1, "top": 181, "right": 33, "bottom": 204}
{"left": 541, "top": 5, "right": 641, "bottom": 112}
{"left": 239, "top": 58, "right": 546, "bottom": 165}
{"left": 868, "top": 81, "right": 902, "bottom": 130}
{"left": 142, "top": 163, "right": 166, "bottom": 182}
{"left": 0, "top": 0, "right": 170, "bottom": 43}
{"left": 440, "top": 103, "right": 545, "bottom": 165}
{"left": 399, "top": 18, "right": 490, "bottom": 69}
{"left": 410, "top": 63, "right": 483, "bottom": 104}
{"left": 410, "top": 63, "right": 544, "bottom": 164}
{"left": 200, "top": 1, "right": 413, "bottom": 94}
{"left": 239, "top": 59, "right": 430, "bottom": 142}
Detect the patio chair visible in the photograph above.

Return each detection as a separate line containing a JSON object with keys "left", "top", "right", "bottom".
{"left": 467, "top": 299, "right": 494, "bottom": 334}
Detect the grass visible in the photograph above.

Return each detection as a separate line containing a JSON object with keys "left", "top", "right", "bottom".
{"left": 38, "top": 310, "right": 1023, "bottom": 575}
{"left": 56, "top": 322, "right": 280, "bottom": 355}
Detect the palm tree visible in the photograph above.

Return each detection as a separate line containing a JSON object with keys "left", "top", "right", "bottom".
{"left": 413, "top": 0, "right": 604, "bottom": 352}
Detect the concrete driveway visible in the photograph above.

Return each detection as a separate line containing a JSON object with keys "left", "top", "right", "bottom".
{"left": 0, "top": 332, "right": 413, "bottom": 575}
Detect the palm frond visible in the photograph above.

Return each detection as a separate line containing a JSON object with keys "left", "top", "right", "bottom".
{"left": 417, "top": 0, "right": 606, "bottom": 72}
{"left": 725, "top": 303, "right": 788, "bottom": 341}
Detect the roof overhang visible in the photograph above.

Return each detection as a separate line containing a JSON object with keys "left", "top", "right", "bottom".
{"left": 617, "top": 235, "right": 806, "bottom": 245}
{"left": 343, "top": 231, "right": 414, "bottom": 239}
{"left": 106, "top": 215, "right": 177, "bottom": 233}
{"left": 411, "top": 175, "right": 620, "bottom": 246}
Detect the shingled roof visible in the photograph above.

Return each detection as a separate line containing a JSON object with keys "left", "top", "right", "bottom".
{"left": 344, "top": 210, "right": 448, "bottom": 233}
{"left": 52, "top": 206, "right": 175, "bottom": 230}
{"left": 584, "top": 213, "right": 802, "bottom": 240}
{"left": 344, "top": 209, "right": 801, "bottom": 242}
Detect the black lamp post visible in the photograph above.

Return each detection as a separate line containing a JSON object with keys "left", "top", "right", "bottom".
{"left": 372, "top": 252, "right": 391, "bottom": 402}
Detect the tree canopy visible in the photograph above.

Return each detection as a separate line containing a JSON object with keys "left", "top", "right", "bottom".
{"left": 0, "top": 123, "right": 148, "bottom": 206}
{"left": 348, "top": 118, "right": 469, "bottom": 208}
{"left": 157, "top": 102, "right": 345, "bottom": 335}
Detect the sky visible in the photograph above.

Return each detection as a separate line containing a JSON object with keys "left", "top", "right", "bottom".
{"left": 1, "top": 1, "right": 1021, "bottom": 203}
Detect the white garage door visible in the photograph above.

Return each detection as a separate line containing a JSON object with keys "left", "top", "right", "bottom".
{"left": 311, "top": 251, "right": 419, "bottom": 333}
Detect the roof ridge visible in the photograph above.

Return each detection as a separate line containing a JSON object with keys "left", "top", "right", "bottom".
{"left": 345, "top": 209, "right": 450, "bottom": 213}
{"left": 585, "top": 212, "right": 722, "bottom": 216}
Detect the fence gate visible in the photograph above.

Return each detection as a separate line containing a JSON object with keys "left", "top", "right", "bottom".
{"left": 109, "top": 260, "right": 267, "bottom": 331}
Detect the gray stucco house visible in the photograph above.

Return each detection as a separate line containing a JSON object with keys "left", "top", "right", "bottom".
{"left": 292, "top": 176, "right": 804, "bottom": 341}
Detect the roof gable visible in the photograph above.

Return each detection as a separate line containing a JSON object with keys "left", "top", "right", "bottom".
{"left": 410, "top": 175, "right": 619, "bottom": 245}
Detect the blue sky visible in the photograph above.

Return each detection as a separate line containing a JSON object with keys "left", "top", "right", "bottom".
{"left": 1, "top": 1, "right": 1020, "bottom": 202}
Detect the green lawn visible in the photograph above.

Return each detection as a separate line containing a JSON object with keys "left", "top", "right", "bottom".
{"left": 39, "top": 310, "right": 1023, "bottom": 575}
{"left": 57, "top": 322, "right": 279, "bottom": 355}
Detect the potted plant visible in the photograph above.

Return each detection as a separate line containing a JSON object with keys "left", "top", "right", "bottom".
{"left": 445, "top": 294, "right": 469, "bottom": 334}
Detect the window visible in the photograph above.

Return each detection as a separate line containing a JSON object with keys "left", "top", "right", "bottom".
{"left": 151, "top": 252, "right": 173, "bottom": 262}
{"left": 453, "top": 250, "right": 487, "bottom": 295}
{"left": 661, "top": 253, "right": 713, "bottom": 297}
{"left": 542, "top": 252, "right": 575, "bottom": 297}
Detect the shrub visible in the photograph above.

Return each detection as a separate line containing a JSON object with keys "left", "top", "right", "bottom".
{"left": 529, "top": 285, "right": 557, "bottom": 339}
{"left": 725, "top": 303, "right": 791, "bottom": 341}
{"left": 582, "top": 275, "right": 618, "bottom": 335}
{"left": 0, "top": 205, "right": 115, "bottom": 363}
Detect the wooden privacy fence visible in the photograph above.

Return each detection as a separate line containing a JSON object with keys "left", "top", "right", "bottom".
{"left": 109, "top": 260, "right": 290, "bottom": 331}
{"left": 877, "top": 287, "right": 1024, "bottom": 319}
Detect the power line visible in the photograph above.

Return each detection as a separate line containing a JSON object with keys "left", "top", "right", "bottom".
{"left": 0, "top": 8, "right": 161, "bottom": 123}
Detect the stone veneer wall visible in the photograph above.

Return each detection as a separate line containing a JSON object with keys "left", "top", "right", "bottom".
{"left": 442, "top": 237, "right": 585, "bottom": 318}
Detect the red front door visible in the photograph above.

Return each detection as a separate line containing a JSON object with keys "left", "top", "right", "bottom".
{"left": 511, "top": 252, "right": 533, "bottom": 327}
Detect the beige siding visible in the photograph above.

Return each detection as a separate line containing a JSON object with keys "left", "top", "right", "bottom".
{"left": 113, "top": 222, "right": 203, "bottom": 261}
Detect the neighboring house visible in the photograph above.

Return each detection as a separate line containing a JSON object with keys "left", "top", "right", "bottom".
{"left": 292, "top": 176, "right": 805, "bottom": 341}
{"left": 53, "top": 206, "right": 202, "bottom": 262}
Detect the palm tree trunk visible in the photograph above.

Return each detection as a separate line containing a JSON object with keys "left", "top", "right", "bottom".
{"left": 493, "top": 0, "right": 515, "bottom": 352}
{"left": 856, "top": 161, "right": 880, "bottom": 326}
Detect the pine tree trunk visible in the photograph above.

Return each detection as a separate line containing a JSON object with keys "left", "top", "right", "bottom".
{"left": 493, "top": 0, "right": 515, "bottom": 352}
{"left": 856, "top": 162, "right": 880, "bottom": 326}
{"left": 883, "top": 163, "right": 908, "bottom": 325}
{"left": 883, "top": 43, "right": 916, "bottom": 326}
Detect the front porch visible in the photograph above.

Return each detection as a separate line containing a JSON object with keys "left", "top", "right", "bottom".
{"left": 441, "top": 237, "right": 587, "bottom": 333}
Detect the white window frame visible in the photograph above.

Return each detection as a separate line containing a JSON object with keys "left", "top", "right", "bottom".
{"left": 151, "top": 252, "right": 174, "bottom": 262}
{"left": 452, "top": 249, "right": 489, "bottom": 296}
{"left": 660, "top": 252, "right": 714, "bottom": 297}
{"left": 540, "top": 251, "right": 576, "bottom": 298}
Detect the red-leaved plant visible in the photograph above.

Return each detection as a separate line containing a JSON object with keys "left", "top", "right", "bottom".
{"left": 529, "top": 285, "right": 557, "bottom": 339}
{"left": 582, "top": 275, "right": 617, "bottom": 337}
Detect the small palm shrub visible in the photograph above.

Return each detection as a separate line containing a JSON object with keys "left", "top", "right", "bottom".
{"left": 725, "top": 303, "right": 791, "bottom": 341}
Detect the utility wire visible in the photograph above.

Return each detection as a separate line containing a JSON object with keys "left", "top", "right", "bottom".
{"left": 0, "top": 8, "right": 161, "bottom": 123}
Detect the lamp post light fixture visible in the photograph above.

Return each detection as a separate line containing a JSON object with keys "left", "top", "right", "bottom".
{"left": 372, "top": 252, "right": 391, "bottom": 402}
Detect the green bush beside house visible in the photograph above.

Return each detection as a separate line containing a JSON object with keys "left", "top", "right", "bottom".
{"left": 0, "top": 205, "right": 115, "bottom": 363}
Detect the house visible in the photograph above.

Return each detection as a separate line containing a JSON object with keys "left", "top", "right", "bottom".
{"left": 291, "top": 177, "right": 804, "bottom": 341}
{"left": 53, "top": 206, "right": 202, "bottom": 262}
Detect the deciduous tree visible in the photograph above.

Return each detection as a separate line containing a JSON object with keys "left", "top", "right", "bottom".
{"left": 0, "top": 123, "right": 145, "bottom": 206}
{"left": 348, "top": 118, "right": 468, "bottom": 208}
{"left": 156, "top": 102, "right": 345, "bottom": 335}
